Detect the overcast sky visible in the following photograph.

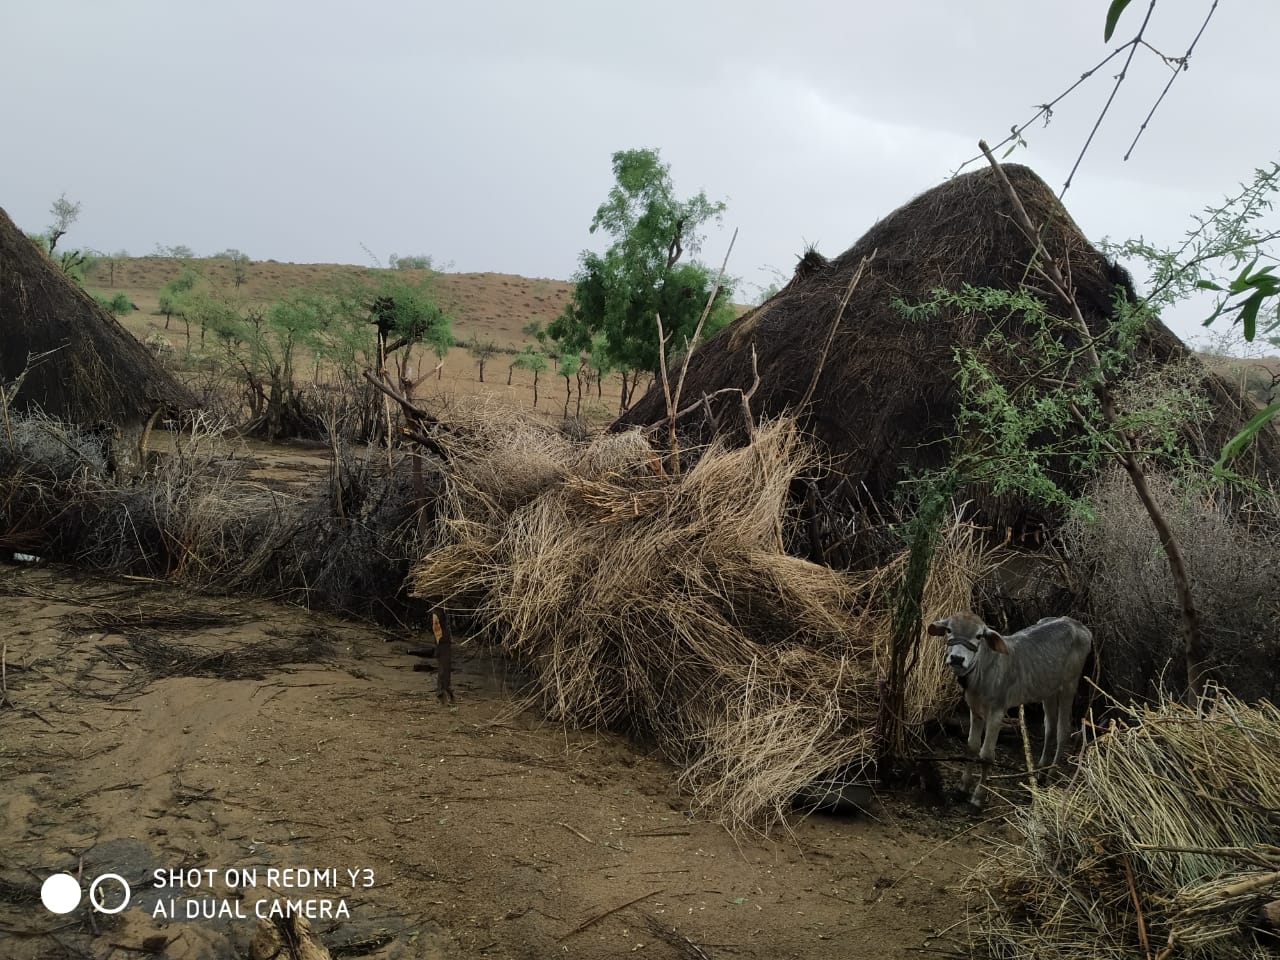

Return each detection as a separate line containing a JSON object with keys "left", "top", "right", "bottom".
{"left": 4, "top": 1, "right": 1276, "bottom": 344}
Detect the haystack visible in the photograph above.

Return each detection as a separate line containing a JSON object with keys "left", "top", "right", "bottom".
{"left": 409, "top": 399, "right": 995, "bottom": 827}
{"left": 968, "top": 689, "right": 1280, "bottom": 960}
{"left": 616, "top": 165, "right": 1280, "bottom": 541}
{"left": 0, "top": 205, "right": 194, "bottom": 428}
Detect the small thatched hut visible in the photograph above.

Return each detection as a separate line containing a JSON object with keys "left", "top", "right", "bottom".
{"left": 0, "top": 205, "right": 194, "bottom": 430}
{"left": 616, "top": 165, "right": 1280, "bottom": 545}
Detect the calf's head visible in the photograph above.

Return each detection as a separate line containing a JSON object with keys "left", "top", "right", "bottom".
{"left": 926, "top": 612, "right": 1010, "bottom": 676}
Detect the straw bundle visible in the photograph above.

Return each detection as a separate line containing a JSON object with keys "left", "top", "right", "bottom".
{"left": 969, "top": 691, "right": 1280, "bottom": 959}
{"left": 412, "top": 414, "right": 991, "bottom": 827}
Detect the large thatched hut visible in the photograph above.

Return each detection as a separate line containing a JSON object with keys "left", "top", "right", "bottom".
{"left": 0, "top": 205, "right": 193, "bottom": 431}
{"left": 616, "top": 165, "right": 1280, "bottom": 547}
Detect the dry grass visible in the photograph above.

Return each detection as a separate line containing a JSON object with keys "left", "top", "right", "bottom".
{"left": 968, "top": 689, "right": 1280, "bottom": 960}
{"left": 0, "top": 411, "right": 432, "bottom": 624}
{"left": 1062, "top": 466, "right": 1280, "bottom": 703}
{"left": 411, "top": 413, "right": 993, "bottom": 829}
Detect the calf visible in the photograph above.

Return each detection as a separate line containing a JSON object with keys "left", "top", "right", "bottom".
{"left": 927, "top": 612, "right": 1092, "bottom": 807}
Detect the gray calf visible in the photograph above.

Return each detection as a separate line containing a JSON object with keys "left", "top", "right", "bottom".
{"left": 927, "top": 612, "right": 1092, "bottom": 807}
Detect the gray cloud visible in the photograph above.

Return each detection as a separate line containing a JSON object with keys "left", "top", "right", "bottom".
{"left": 3, "top": 1, "right": 1276, "bottom": 341}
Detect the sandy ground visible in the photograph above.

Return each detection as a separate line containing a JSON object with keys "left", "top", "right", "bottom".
{"left": 0, "top": 561, "right": 988, "bottom": 960}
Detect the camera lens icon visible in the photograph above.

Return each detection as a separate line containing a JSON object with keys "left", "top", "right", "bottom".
{"left": 40, "top": 874, "right": 81, "bottom": 914}
{"left": 41, "top": 873, "right": 132, "bottom": 915}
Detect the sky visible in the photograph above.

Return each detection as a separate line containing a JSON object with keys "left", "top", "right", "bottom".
{"left": 3, "top": 1, "right": 1277, "bottom": 345}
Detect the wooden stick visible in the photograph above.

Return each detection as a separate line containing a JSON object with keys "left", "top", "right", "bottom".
{"left": 1121, "top": 852, "right": 1153, "bottom": 960}
{"left": 797, "top": 250, "right": 874, "bottom": 411}
{"left": 1215, "top": 869, "right": 1280, "bottom": 899}
{"left": 555, "top": 821, "right": 595, "bottom": 845}
{"left": 557, "top": 888, "right": 664, "bottom": 942}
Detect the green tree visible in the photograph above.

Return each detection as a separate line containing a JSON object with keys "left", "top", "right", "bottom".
{"left": 93, "top": 292, "right": 135, "bottom": 316}
{"left": 512, "top": 346, "right": 549, "bottom": 408}
{"left": 549, "top": 148, "right": 735, "bottom": 411}
{"left": 390, "top": 253, "right": 434, "bottom": 271}
{"left": 221, "top": 292, "right": 332, "bottom": 439}
{"left": 900, "top": 148, "right": 1227, "bottom": 700}
{"left": 98, "top": 249, "right": 131, "bottom": 286}
{"left": 215, "top": 248, "right": 251, "bottom": 289}
{"left": 158, "top": 268, "right": 199, "bottom": 330}
{"left": 1105, "top": 160, "right": 1280, "bottom": 466}
{"left": 468, "top": 337, "right": 498, "bottom": 383}
{"left": 558, "top": 352, "right": 582, "bottom": 418}
{"left": 154, "top": 243, "right": 196, "bottom": 259}
{"left": 365, "top": 276, "right": 454, "bottom": 367}
{"left": 179, "top": 289, "right": 242, "bottom": 347}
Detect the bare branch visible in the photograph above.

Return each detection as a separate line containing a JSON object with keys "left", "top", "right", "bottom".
{"left": 1124, "top": 1, "right": 1220, "bottom": 161}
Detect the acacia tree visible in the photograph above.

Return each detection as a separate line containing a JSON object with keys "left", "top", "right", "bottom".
{"left": 549, "top": 148, "right": 736, "bottom": 412}
{"left": 1106, "top": 160, "right": 1280, "bottom": 458}
{"left": 892, "top": 147, "right": 1220, "bottom": 704}
{"left": 215, "top": 248, "right": 251, "bottom": 289}
{"left": 559, "top": 352, "right": 582, "bottom": 418}
{"left": 158, "top": 269, "right": 198, "bottom": 330}
{"left": 512, "top": 346, "right": 548, "bottom": 407}
{"left": 468, "top": 338, "right": 498, "bottom": 382}
{"left": 46, "top": 193, "right": 81, "bottom": 255}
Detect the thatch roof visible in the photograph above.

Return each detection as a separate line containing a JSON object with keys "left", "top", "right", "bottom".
{"left": 0, "top": 205, "right": 194, "bottom": 426}
{"left": 615, "top": 165, "right": 1280, "bottom": 536}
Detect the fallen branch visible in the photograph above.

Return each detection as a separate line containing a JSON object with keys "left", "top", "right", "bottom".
{"left": 555, "top": 821, "right": 595, "bottom": 845}
{"left": 557, "top": 888, "right": 665, "bottom": 942}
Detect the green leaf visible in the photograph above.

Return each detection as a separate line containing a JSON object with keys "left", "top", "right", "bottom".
{"left": 1240, "top": 289, "right": 1270, "bottom": 341}
{"left": 1104, "top": 0, "right": 1134, "bottom": 41}
{"left": 1214, "top": 398, "right": 1280, "bottom": 474}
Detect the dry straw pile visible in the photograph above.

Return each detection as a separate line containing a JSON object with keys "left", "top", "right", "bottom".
{"left": 969, "top": 690, "right": 1280, "bottom": 959}
{"left": 412, "top": 404, "right": 992, "bottom": 827}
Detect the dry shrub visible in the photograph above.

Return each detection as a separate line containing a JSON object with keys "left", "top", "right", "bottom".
{"left": 0, "top": 411, "right": 111, "bottom": 478}
{"left": 0, "top": 412, "right": 295, "bottom": 581}
{"left": 0, "top": 411, "right": 435, "bottom": 623}
{"left": 412, "top": 414, "right": 993, "bottom": 828}
{"left": 968, "top": 690, "right": 1280, "bottom": 960}
{"left": 1063, "top": 467, "right": 1280, "bottom": 702}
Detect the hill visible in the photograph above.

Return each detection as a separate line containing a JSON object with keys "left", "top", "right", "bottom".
{"left": 84, "top": 255, "right": 575, "bottom": 350}
{"left": 80, "top": 254, "right": 1280, "bottom": 421}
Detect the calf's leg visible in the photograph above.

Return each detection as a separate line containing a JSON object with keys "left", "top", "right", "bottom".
{"left": 969, "top": 709, "right": 1004, "bottom": 808}
{"left": 1038, "top": 696, "right": 1057, "bottom": 770}
{"left": 961, "top": 707, "right": 984, "bottom": 792}
{"left": 1052, "top": 685, "right": 1076, "bottom": 766}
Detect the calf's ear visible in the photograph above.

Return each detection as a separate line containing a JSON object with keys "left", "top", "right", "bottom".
{"left": 926, "top": 620, "right": 949, "bottom": 637}
{"left": 983, "top": 629, "right": 1010, "bottom": 654}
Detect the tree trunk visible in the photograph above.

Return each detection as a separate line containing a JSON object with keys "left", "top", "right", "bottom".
{"left": 478, "top": 359, "right": 485, "bottom": 383}
{"left": 508, "top": 364, "right": 514, "bottom": 387}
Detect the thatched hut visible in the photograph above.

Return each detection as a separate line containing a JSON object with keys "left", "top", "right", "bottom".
{"left": 0, "top": 205, "right": 194, "bottom": 433}
{"left": 616, "top": 165, "right": 1280, "bottom": 547}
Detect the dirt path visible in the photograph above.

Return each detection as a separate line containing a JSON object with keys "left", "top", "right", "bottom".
{"left": 0, "top": 566, "right": 983, "bottom": 959}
